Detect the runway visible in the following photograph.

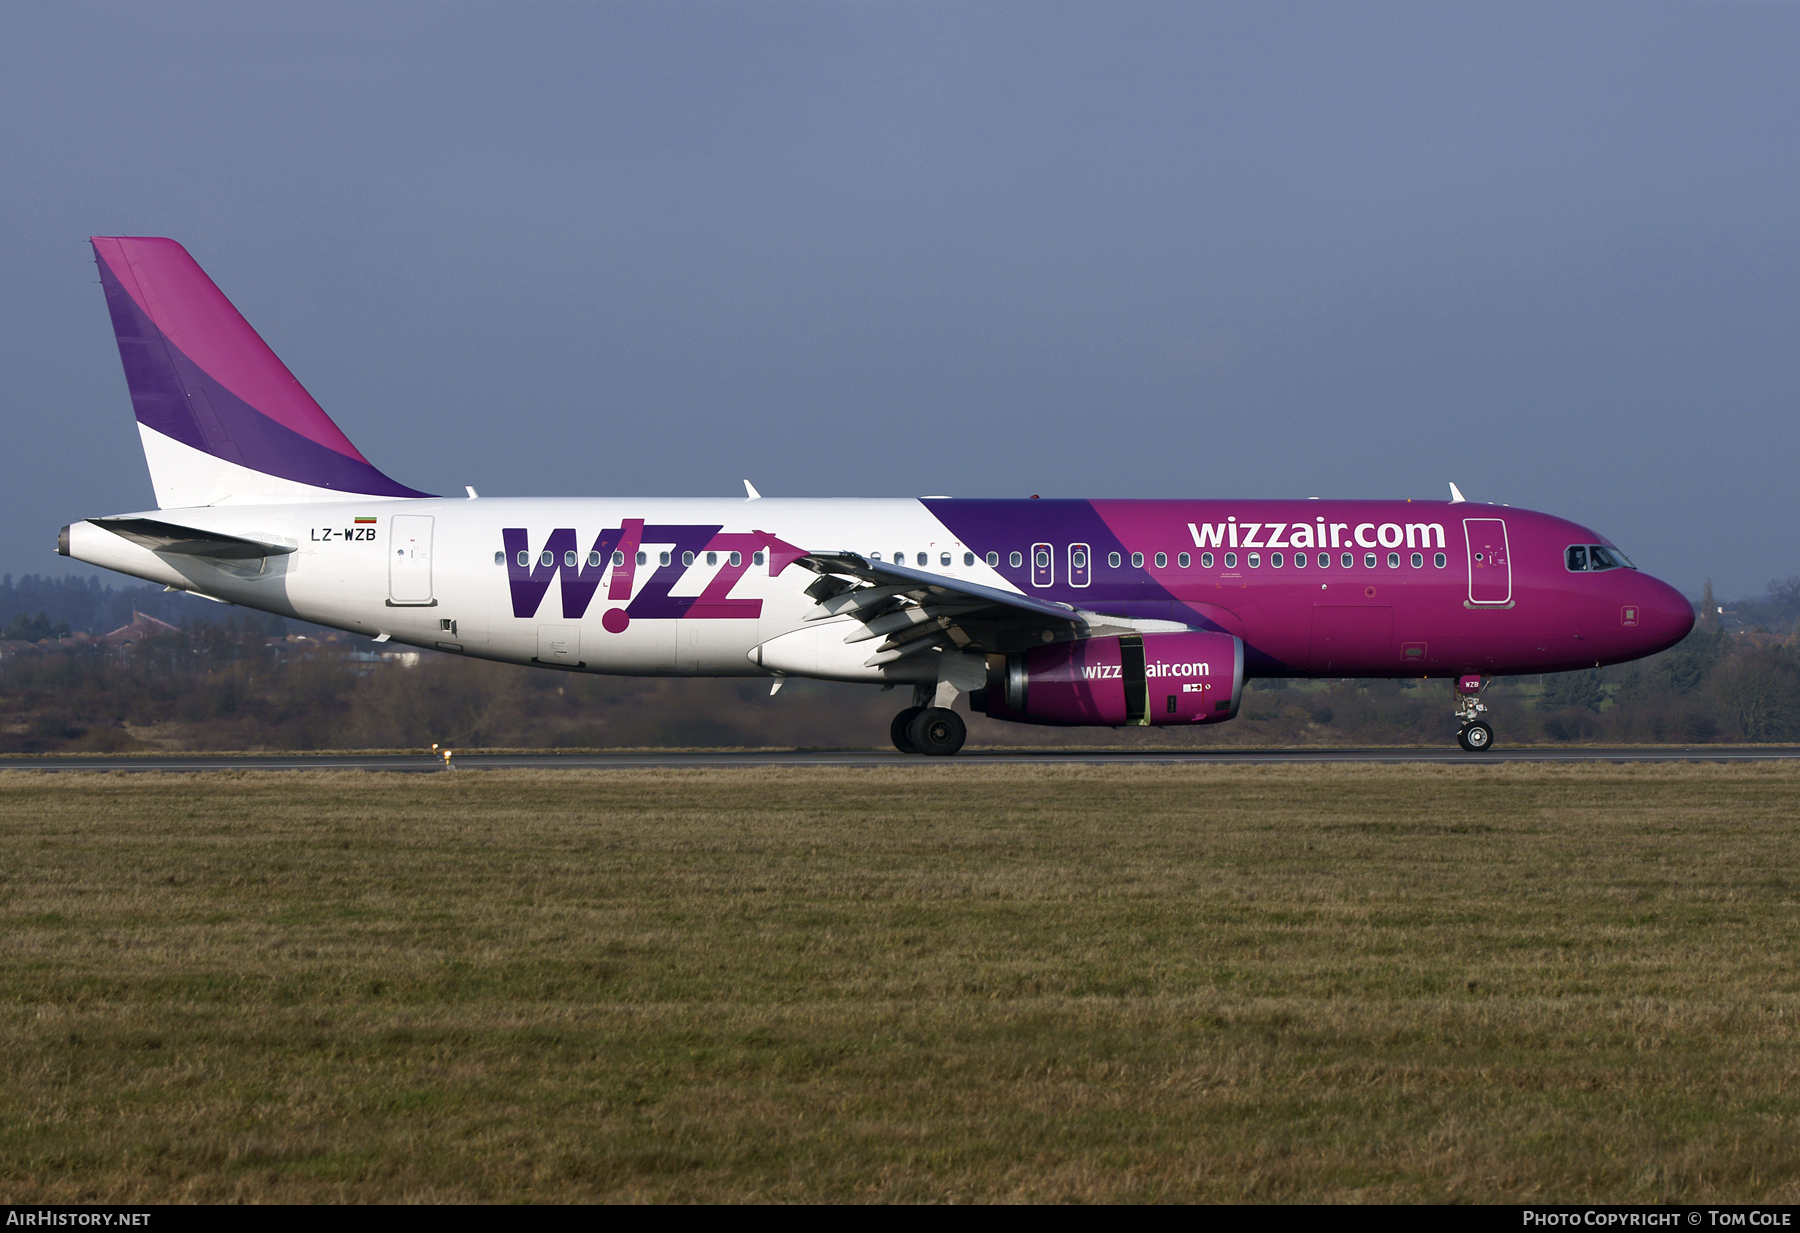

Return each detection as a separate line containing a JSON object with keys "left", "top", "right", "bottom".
{"left": 2, "top": 746, "right": 1798, "bottom": 772}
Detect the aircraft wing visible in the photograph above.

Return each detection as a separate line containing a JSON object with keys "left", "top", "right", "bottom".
{"left": 795, "top": 551, "right": 1176, "bottom": 665}
{"left": 90, "top": 517, "right": 296, "bottom": 561}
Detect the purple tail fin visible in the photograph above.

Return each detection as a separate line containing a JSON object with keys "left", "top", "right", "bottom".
{"left": 91, "top": 237, "right": 431, "bottom": 506}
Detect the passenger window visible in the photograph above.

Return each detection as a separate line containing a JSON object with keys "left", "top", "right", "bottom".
{"left": 1108, "top": 551, "right": 1121, "bottom": 568}
{"left": 494, "top": 551, "right": 504, "bottom": 566}
{"left": 1178, "top": 552, "right": 1190, "bottom": 568}
{"left": 752, "top": 551, "right": 764, "bottom": 566}
{"left": 918, "top": 553, "right": 929, "bottom": 566}
{"left": 1224, "top": 552, "right": 1237, "bottom": 569}
{"left": 1035, "top": 549, "right": 1051, "bottom": 569}
{"left": 1131, "top": 552, "right": 1144, "bottom": 568}
{"left": 682, "top": 551, "right": 695, "bottom": 566}
{"left": 1387, "top": 552, "right": 1400, "bottom": 569}
{"left": 638, "top": 551, "right": 648, "bottom": 566}
{"left": 1010, "top": 551, "right": 1023, "bottom": 568}
{"left": 1364, "top": 553, "right": 1377, "bottom": 569}
{"left": 563, "top": 550, "right": 577, "bottom": 568}
{"left": 1201, "top": 552, "right": 1213, "bottom": 569}
{"left": 870, "top": 552, "right": 881, "bottom": 561}
{"left": 1248, "top": 552, "right": 1261, "bottom": 568}
{"left": 1411, "top": 552, "right": 1423, "bottom": 568}
{"left": 1270, "top": 552, "right": 1283, "bottom": 568}
{"left": 540, "top": 551, "right": 554, "bottom": 567}
{"left": 729, "top": 551, "right": 741, "bottom": 567}
{"left": 941, "top": 553, "right": 952, "bottom": 566}
{"left": 706, "top": 551, "right": 718, "bottom": 566}
{"left": 587, "top": 551, "right": 601, "bottom": 568}
{"left": 1155, "top": 552, "right": 1168, "bottom": 568}
{"left": 894, "top": 551, "right": 903, "bottom": 564}
{"left": 612, "top": 550, "right": 625, "bottom": 567}
{"left": 1567, "top": 546, "right": 1589, "bottom": 571}
{"left": 963, "top": 552, "right": 975, "bottom": 566}
{"left": 1293, "top": 552, "right": 1305, "bottom": 568}
{"left": 659, "top": 551, "right": 671, "bottom": 567}
{"left": 1434, "top": 552, "right": 1446, "bottom": 568}
{"left": 1073, "top": 549, "right": 1088, "bottom": 569}
{"left": 1342, "top": 552, "right": 1353, "bottom": 568}
{"left": 985, "top": 552, "right": 998, "bottom": 567}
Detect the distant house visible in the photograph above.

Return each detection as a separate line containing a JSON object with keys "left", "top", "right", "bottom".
{"left": 101, "top": 610, "right": 181, "bottom": 649}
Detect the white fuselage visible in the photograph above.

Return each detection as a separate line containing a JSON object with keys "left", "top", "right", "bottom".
{"left": 66, "top": 496, "right": 994, "bottom": 683}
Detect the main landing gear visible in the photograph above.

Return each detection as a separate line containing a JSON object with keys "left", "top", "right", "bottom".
{"left": 891, "top": 703, "right": 967, "bottom": 756}
{"left": 1454, "top": 674, "right": 1496, "bottom": 752}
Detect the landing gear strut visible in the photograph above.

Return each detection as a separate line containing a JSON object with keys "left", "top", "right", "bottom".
{"left": 1454, "top": 674, "right": 1495, "bottom": 752}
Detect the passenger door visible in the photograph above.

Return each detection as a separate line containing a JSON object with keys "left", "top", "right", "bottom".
{"left": 1463, "top": 518, "right": 1512, "bottom": 606}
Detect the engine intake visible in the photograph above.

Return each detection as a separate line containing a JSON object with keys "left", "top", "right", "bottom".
{"left": 980, "top": 631, "right": 1243, "bottom": 727}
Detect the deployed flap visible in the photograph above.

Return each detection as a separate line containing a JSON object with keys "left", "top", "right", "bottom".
{"left": 91, "top": 516, "right": 295, "bottom": 560}
{"left": 796, "top": 551, "right": 1130, "bottom": 664}
{"left": 799, "top": 552, "right": 1085, "bottom": 625}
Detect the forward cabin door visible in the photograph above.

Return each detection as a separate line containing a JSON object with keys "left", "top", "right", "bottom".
{"left": 388, "top": 515, "right": 435, "bottom": 606}
{"left": 1463, "top": 518, "right": 1512, "bottom": 606}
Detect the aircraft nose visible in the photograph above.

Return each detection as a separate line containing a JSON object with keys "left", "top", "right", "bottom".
{"left": 1635, "top": 575, "right": 1695, "bottom": 654}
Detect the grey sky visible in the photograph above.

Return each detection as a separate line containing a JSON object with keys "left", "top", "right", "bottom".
{"left": 3, "top": 2, "right": 1795, "bottom": 599}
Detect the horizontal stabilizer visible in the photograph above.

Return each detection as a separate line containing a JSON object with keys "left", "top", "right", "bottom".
{"left": 91, "top": 517, "right": 295, "bottom": 560}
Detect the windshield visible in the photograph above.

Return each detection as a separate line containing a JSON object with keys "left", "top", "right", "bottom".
{"left": 1566, "top": 544, "right": 1635, "bottom": 572}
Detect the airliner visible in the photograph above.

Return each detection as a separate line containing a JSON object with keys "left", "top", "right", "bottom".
{"left": 58, "top": 237, "right": 1695, "bottom": 754}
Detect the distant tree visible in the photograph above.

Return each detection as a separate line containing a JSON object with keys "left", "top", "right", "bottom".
{"left": 1542, "top": 668, "right": 1604, "bottom": 713}
{"left": 1658, "top": 624, "right": 1729, "bottom": 694}
{"left": 1710, "top": 648, "right": 1800, "bottom": 742}
{"left": 1768, "top": 576, "right": 1800, "bottom": 631}
{"left": 2, "top": 612, "right": 70, "bottom": 642}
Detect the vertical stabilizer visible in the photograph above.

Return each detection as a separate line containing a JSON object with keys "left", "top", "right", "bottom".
{"left": 91, "top": 237, "right": 431, "bottom": 507}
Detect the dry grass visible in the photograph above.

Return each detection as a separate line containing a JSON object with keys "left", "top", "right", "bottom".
{"left": 1, "top": 763, "right": 1798, "bottom": 1202}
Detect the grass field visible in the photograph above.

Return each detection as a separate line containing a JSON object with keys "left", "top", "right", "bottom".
{"left": 2, "top": 763, "right": 1798, "bottom": 1202}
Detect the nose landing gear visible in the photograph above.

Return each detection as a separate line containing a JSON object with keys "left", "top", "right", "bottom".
{"left": 1454, "top": 674, "right": 1496, "bottom": 752}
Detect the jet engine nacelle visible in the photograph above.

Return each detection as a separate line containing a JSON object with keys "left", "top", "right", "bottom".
{"left": 979, "top": 631, "right": 1244, "bottom": 727}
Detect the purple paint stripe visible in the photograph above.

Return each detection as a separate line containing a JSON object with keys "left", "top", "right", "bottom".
{"left": 97, "top": 252, "right": 430, "bottom": 498}
{"left": 924, "top": 498, "right": 1187, "bottom": 610}
{"left": 924, "top": 498, "right": 1265, "bottom": 664}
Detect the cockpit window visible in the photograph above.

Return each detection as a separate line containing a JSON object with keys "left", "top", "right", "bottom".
{"left": 1566, "top": 544, "right": 1634, "bottom": 572}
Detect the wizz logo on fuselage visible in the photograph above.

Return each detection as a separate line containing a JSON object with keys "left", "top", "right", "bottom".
{"left": 501, "top": 523, "right": 808, "bottom": 620}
